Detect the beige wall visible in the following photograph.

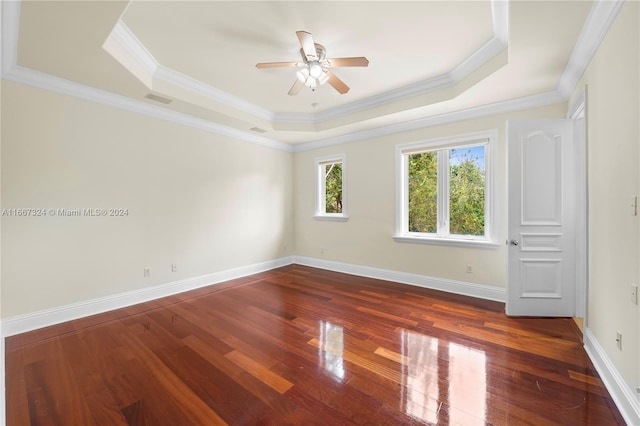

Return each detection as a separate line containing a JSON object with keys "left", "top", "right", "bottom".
{"left": 571, "top": 0, "right": 639, "bottom": 402}
{"left": 293, "top": 103, "right": 566, "bottom": 288}
{"left": 1, "top": 81, "right": 293, "bottom": 318}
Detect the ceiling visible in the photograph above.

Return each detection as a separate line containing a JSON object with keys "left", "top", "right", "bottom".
{"left": 5, "top": 1, "right": 598, "bottom": 148}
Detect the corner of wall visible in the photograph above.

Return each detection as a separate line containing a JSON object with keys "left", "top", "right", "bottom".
{"left": 584, "top": 328, "right": 640, "bottom": 425}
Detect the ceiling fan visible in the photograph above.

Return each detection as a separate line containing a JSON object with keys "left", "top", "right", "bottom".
{"left": 256, "top": 31, "right": 369, "bottom": 96}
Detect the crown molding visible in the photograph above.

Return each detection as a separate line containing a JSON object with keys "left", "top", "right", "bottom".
{"left": 2, "top": 65, "right": 292, "bottom": 152}
{"left": 2, "top": 58, "right": 563, "bottom": 155}
{"left": 109, "top": 20, "right": 158, "bottom": 79}
{"left": 154, "top": 64, "right": 274, "bottom": 122}
{"left": 105, "top": 21, "right": 275, "bottom": 122}
{"left": 557, "top": 0, "right": 625, "bottom": 98}
{"left": 1, "top": 0, "right": 20, "bottom": 76}
{"left": 274, "top": 73, "right": 455, "bottom": 125}
{"left": 491, "top": 0, "right": 509, "bottom": 44}
{"left": 292, "top": 91, "right": 565, "bottom": 152}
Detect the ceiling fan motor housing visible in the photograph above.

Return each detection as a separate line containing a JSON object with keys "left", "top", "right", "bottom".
{"left": 300, "top": 43, "right": 327, "bottom": 64}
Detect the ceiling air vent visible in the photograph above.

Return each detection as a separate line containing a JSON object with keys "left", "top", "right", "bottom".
{"left": 250, "top": 127, "right": 267, "bottom": 134}
{"left": 145, "top": 93, "right": 173, "bottom": 104}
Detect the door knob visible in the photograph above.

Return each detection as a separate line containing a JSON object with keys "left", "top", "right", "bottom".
{"left": 510, "top": 240, "right": 519, "bottom": 246}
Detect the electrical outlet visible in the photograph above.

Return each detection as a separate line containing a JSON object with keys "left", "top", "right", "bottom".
{"left": 171, "top": 263, "right": 177, "bottom": 273}
{"left": 615, "top": 331, "right": 622, "bottom": 350}
{"left": 632, "top": 285, "right": 638, "bottom": 305}
{"left": 144, "top": 267, "right": 151, "bottom": 277}
{"left": 466, "top": 264, "right": 473, "bottom": 273}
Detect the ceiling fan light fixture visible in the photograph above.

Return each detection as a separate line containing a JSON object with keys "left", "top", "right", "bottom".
{"left": 296, "top": 67, "right": 310, "bottom": 83}
{"left": 307, "top": 76, "right": 317, "bottom": 88}
{"left": 309, "top": 61, "right": 323, "bottom": 79}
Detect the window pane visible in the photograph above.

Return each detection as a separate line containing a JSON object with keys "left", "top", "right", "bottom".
{"left": 325, "top": 162, "right": 342, "bottom": 213}
{"left": 408, "top": 152, "right": 438, "bottom": 233}
{"left": 449, "top": 146, "right": 485, "bottom": 236}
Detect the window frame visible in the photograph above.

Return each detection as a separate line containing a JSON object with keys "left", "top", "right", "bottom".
{"left": 314, "top": 154, "right": 348, "bottom": 221}
{"left": 395, "top": 130, "right": 498, "bottom": 248}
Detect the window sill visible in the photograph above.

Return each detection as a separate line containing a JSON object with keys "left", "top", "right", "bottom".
{"left": 393, "top": 235, "right": 501, "bottom": 249}
{"left": 314, "top": 215, "right": 349, "bottom": 222}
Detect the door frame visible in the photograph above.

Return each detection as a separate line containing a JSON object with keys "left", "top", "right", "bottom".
{"left": 568, "top": 87, "right": 588, "bottom": 324}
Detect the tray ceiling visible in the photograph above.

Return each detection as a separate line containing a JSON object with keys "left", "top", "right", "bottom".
{"left": 5, "top": 1, "right": 598, "bottom": 147}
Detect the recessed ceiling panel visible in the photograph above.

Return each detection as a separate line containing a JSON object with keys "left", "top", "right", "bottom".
{"left": 122, "top": 1, "right": 494, "bottom": 113}
{"left": 11, "top": 0, "right": 597, "bottom": 145}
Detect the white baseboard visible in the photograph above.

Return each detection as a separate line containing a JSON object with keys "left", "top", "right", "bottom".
{"left": 584, "top": 328, "right": 640, "bottom": 425}
{"left": 2, "top": 255, "right": 505, "bottom": 338}
{"left": 1, "top": 256, "right": 294, "bottom": 338}
{"left": 292, "top": 256, "right": 506, "bottom": 302}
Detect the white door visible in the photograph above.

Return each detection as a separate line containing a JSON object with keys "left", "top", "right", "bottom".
{"left": 507, "top": 120, "right": 576, "bottom": 316}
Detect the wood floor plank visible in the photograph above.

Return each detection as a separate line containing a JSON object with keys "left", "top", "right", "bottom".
{"left": 374, "top": 346, "right": 412, "bottom": 365}
{"left": 568, "top": 369, "right": 605, "bottom": 387}
{"left": 224, "top": 350, "right": 294, "bottom": 394}
{"left": 5, "top": 350, "right": 31, "bottom": 426}
{"left": 118, "top": 333, "right": 228, "bottom": 425}
{"left": 356, "top": 305, "right": 420, "bottom": 327}
{"left": 5, "top": 264, "right": 625, "bottom": 425}
{"left": 307, "top": 337, "right": 404, "bottom": 384}
{"left": 23, "top": 339, "right": 96, "bottom": 425}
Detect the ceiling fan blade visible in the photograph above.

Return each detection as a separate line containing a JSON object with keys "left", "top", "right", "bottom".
{"left": 326, "top": 70, "right": 350, "bottom": 94}
{"left": 326, "top": 57, "right": 369, "bottom": 67}
{"left": 296, "top": 30, "right": 317, "bottom": 61}
{"left": 256, "top": 61, "right": 300, "bottom": 69}
{"left": 288, "top": 79, "right": 304, "bottom": 96}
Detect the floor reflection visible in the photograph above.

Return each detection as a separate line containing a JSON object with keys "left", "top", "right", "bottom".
{"left": 400, "top": 330, "right": 487, "bottom": 423}
{"left": 401, "top": 330, "right": 440, "bottom": 423}
{"left": 318, "top": 321, "right": 345, "bottom": 381}
{"left": 448, "top": 342, "right": 487, "bottom": 424}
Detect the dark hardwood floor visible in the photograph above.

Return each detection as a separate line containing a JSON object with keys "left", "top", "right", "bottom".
{"left": 5, "top": 265, "right": 625, "bottom": 425}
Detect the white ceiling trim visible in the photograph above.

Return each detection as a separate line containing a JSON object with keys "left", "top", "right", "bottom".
{"left": 1, "top": 58, "right": 563, "bottom": 155}
{"left": 107, "top": 0, "right": 510, "bottom": 128}
{"left": 301, "top": 39, "right": 508, "bottom": 125}
{"left": 274, "top": 72, "right": 456, "bottom": 124}
{"left": 557, "top": 0, "right": 625, "bottom": 98}
{"left": 491, "top": 0, "right": 509, "bottom": 44}
{"left": 292, "top": 91, "right": 565, "bottom": 152}
{"left": 154, "top": 64, "right": 275, "bottom": 122}
{"left": 2, "top": 64, "right": 292, "bottom": 152}
{"left": 104, "top": 21, "right": 275, "bottom": 122}
{"left": 0, "top": 0, "right": 20, "bottom": 76}
{"left": 108, "top": 19, "right": 158, "bottom": 82}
